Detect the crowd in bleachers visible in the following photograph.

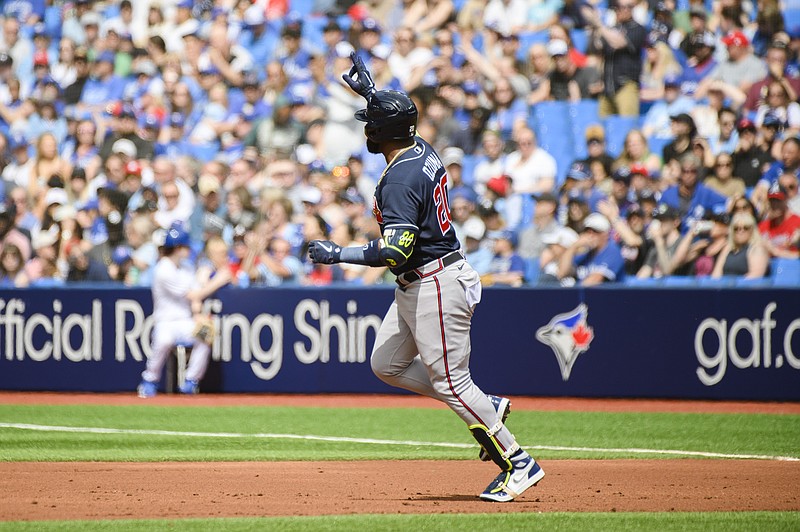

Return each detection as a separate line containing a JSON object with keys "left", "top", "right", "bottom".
{"left": 0, "top": 0, "right": 798, "bottom": 289}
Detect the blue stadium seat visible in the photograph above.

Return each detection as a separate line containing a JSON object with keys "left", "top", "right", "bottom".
{"left": 570, "top": 29, "right": 588, "bottom": 54}
{"left": 187, "top": 143, "right": 221, "bottom": 163}
{"left": 624, "top": 277, "right": 662, "bottom": 286}
{"left": 662, "top": 276, "right": 697, "bottom": 287}
{"left": 603, "top": 115, "right": 639, "bottom": 158}
{"left": 735, "top": 277, "right": 773, "bottom": 288}
{"left": 460, "top": 154, "right": 478, "bottom": 187}
{"left": 696, "top": 276, "right": 736, "bottom": 287}
{"left": 771, "top": 258, "right": 800, "bottom": 287}
{"left": 289, "top": 0, "right": 316, "bottom": 18}
{"left": 569, "top": 100, "right": 600, "bottom": 160}
{"left": 532, "top": 101, "right": 572, "bottom": 136}
{"left": 524, "top": 257, "right": 541, "bottom": 285}
{"left": 647, "top": 136, "right": 672, "bottom": 161}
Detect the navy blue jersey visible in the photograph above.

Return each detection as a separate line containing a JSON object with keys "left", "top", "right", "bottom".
{"left": 372, "top": 137, "right": 460, "bottom": 274}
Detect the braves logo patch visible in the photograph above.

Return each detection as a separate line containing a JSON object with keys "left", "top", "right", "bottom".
{"left": 535, "top": 304, "right": 594, "bottom": 381}
{"left": 372, "top": 197, "right": 384, "bottom": 224}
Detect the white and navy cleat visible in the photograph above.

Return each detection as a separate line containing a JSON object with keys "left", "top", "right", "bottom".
{"left": 479, "top": 456, "right": 545, "bottom": 502}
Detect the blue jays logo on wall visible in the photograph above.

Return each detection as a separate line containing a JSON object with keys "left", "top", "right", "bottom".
{"left": 535, "top": 304, "right": 594, "bottom": 381}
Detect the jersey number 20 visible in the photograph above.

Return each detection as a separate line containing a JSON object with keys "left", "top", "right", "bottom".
{"left": 433, "top": 173, "right": 452, "bottom": 235}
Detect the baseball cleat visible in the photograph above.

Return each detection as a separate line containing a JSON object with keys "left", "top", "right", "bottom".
{"left": 137, "top": 380, "right": 157, "bottom": 399}
{"left": 479, "top": 395, "right": 511, "bottom": 461}
{"left": 178, "top": 380, "right": 199, "bottom": 395}
{"left": 479, "top": 456, "right": 545, "bottom": 502}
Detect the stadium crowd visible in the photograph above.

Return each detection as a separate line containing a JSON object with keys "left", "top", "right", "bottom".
{"left": 0, "top": 0, "right": 798, "bottom": 288}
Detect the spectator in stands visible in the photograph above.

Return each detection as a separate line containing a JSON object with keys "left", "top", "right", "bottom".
{"left": 640, "top": 34, "right": 683, "bottom": 105}
{"left": 248, "top": 95, "right": 303, "bottom": 160}
{"left": 712, "top": 211, "right": 770, "bottom": 279}
{"left": 642, "top": 74, "right": 695, "bottom": 139}
{"left": 636, "top": 203, "right": 687, "bottom": 278}
{"left": 153, "top": 157, "right": 194, "bottom": 229}
{"left": 578, "top": 125, "right": 614, "bottom": 185}
{"left": 752, "top": 136, "right": 800, "bottom": 213}
{"left": 605, "top": 167, "right": 637, "bottom": 217}
{"left": 402, "top": 0, "right": 454, "bottom": 35}
{"left": 732, "top": 118, "right": 773, "bottom": 188}
{"left": 599, "top": 200, "right": 651, "bottom": 276}
{"left": 0, "top": 242, "right": 28, "bottom": 287}
{"left": 557, "top": 212, "right": 625, "bottom": 285}
{"left": 753, "top": 80, "right": 800, "bottom": 137}
{"left": 462, "top": 216, "right": 492, "bottom": 275}
{"left": 564, "top": 191, "right": 590, "bottom": 233}
{"left": 473, "top": 129, "right": 506, "bottom": 195}
{"left": 63, "top": 46, "right": 90, "bottom": 105}
{"left": 661, "top": 154, "right": 728, "bottom": 228}
{"left": 581, "top": 0, "right": 647, "bottom": 117}
{"left": 696, "top": 31, "right": 767, "bottom": 102}
{"left": 485, "top": 76, "right": 528, "bottom": 143}
{"left": 709, "top": 107, "right": 740, "bottom": 156}
{"left": 196, "top": 235, "right": 234, "bottom": 286}
{"left": 483, "top": 229, "right": 525, "bottom": 287}
{"left": 523, "top": 43, "right": 552, "bottom": 96}
{"left": 503, "top": 127, "right": 556, "bottom": 196}
{"left": 8, "top": 187, "right": 37, "bottom": 238}
{"left": 680, "top": 30, "right": 718, "bottom": 97}
{"left": 782, "top": 171, "right": 800, "bottom": 215}
{"left": 100, "top": 104, "right": 153, "bottom": 162}
{"left": 531, "top": 39, "right": 601, "bottom": 104}
{"left": 662, "top": 113, "right": 697, "bottom": 167}
{"left": 25, "top": 227, "right": 62, "bottom": 286}
{"left": 744, "top": 40, "right": 800, "bottom": 114}
{"left": 66, "top": 119, "right": 101, "bottom": 182}
{"left": 388, "top": 26, "right": 434, "bottom": 90}
{"left": 705, "top": 152, "right": 746, "bottom": 198}
{"left": 254, "top": 234, "right": 304, "bottom": 286}
{"left": 450, "top": 185, "right": 479, "bottom": 249}
{"left": 537, "top": 226, "right": 579, "bottom": 285}
{"left": 758, "top": 182, "right": 800, "bottom": 258}
{"left": 671, "top": 210, "right": 731, "bottom": 277}
{"left": 78, "top": 51, "right": 125, "bottom": 114}
{"left": 224, "top": 186, "right": 257, "bottom": 233}
{"left": 615, "top": 129, "right": 661, "bottom": 176}
{"left": 518, "top": 192, "right": 560, "bottom": 261}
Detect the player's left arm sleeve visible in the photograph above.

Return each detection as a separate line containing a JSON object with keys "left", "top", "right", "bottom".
{"left": 339, "top": 224, "right": 419, "bottom": 268}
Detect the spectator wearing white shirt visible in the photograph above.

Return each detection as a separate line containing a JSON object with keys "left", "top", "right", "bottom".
{"left": 503, "top": 127, "right": 556, "bottom": 195}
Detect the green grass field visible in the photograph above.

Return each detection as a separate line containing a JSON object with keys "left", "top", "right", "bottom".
{"left": 1, "top": 402, "right": 798, "bottom": 530}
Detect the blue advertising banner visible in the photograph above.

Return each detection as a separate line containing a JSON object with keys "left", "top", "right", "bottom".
{"left": 0, "top": 286, "right": 798, "bottom": 400}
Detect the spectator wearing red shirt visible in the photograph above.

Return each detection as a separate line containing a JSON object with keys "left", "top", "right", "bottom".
{"left": 758, "top": 182, "right": 800, "bottom": 258}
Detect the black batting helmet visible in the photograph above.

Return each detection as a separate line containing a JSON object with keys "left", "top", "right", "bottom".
{"left": 355, "top": 90, "right": 417, "bottom": 144}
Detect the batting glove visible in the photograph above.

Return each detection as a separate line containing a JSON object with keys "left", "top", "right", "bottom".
{"left": 342, "top": 52, "right": 375, "bottom": 99}
{"left": 308, "top": 240, "right": 342, "bottom": 264}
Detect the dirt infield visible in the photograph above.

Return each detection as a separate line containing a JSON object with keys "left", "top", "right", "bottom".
{"left": 1, "top": 393, "right": 799, "bottom": 521}
{"left": 2, "top": 460, "right": 799, "bottom": 520}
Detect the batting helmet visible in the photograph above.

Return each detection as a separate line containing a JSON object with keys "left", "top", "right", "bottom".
{"left": 355, "top": 90, "right": 417, "bottom": 144}
{"left": 164, "top": 221, "right": 190, "bottom": 249}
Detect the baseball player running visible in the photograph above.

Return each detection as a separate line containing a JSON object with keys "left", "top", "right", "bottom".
{"left": 308, "top": 54, "right": 544, "bottom": 502}
{"left": 137, "top": 222, "right": 231, "bottom": 398}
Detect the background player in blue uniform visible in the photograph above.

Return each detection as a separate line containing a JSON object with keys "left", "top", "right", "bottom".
{"left": 308, "top": 55, "right": 545, "bottom": 502}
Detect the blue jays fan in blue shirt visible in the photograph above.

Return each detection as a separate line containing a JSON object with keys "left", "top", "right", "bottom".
{"left": 308, "top": 54, "right": 545, "bottom": 502}
{"left": 558, "top": 213, "right": 625, "bottom": 285}
{"left": 659, "top": 154, "right": 728, "bottom": 231}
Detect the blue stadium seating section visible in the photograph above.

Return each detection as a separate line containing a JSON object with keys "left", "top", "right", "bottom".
{"left": 613, "top": 258, "right": 800, "bottom": 288}
{"left": 603, "top": 115, "right": 639, "bottom": 159}
{"left": 772, "top": 258, "right": 800, "bottom": 287}
{"left": 529, "top": 100, "right": 646, "bottom": 185}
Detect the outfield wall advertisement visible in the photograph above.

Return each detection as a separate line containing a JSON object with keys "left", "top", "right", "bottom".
{"left": 0, "top": 286, "right": 798, "bottom": 400}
